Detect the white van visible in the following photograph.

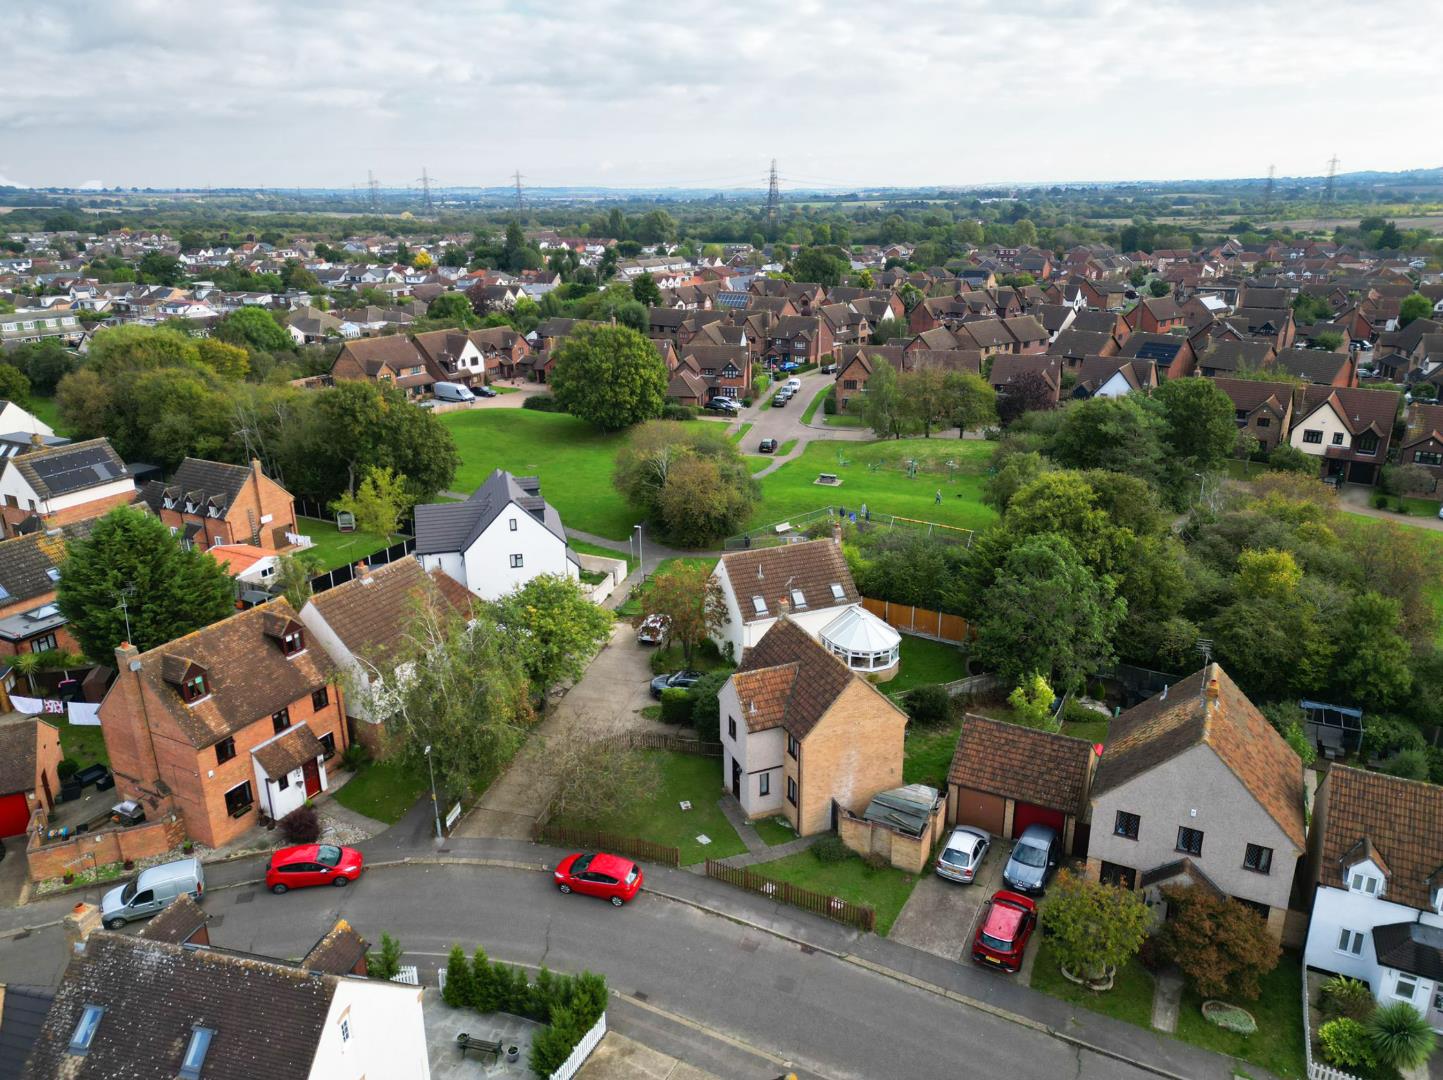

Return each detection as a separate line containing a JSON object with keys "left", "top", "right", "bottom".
{"left": 785, "top": 377, "right": 802, "bottom": 392}
{"left": 100, "top": 857, "right": 204, "bottom": 928}
{"left": 433, "top": 381, "right": 476, "bottom": 403}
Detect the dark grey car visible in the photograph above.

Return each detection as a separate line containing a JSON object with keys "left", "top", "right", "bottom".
{"left": 1001, "top": 824, "right": 1060, "bottom": 895}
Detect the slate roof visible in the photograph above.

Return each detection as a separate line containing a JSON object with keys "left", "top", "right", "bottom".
{"left": 413, "top": 469, "right": 566, "bottom": 556}
{"left": 1372, "top": 921, "right": 1443, "bottom": 981}
{"left": 1049, "top": 329, "right": 1113, "bottom": 359}
{"left": 306, "top": 558, "right": 471, "bottom": 667}
{"left": 252, "top": 724, "right": 324, "bottom": 778}
{"left": 0, "top": 718, "right": 41, "bottom": 796}
{"left": 10, "top": 438, "right": 128, "bottom": 500}
{"left": 730, "top": 618, "right": 865, "bottom": 739}
{"left": 947, "top": 714, "right": 1096, "bottom": 817}
{"left": 1118, "top": 332, "right": 1185, "bottom": 363}
{"left": 0, "top": 984, "right": 53, "bottom": 1080}
{"left": 1199, "top": 339, "right": 1275, "bottom": 373}
{"left": 300, "top": 919, "right": 370, "bottom": 976}
{"left": 1317, "top": 765, "right": 1443, "bottom": 911}
{"left": 23, "top": 931, "right": 336, "bottom": 1079}
{"left": 717, "top": 539, "right": 858, "bottom": 625}
{"left": 1092, "top": 663, "right": 1305, "bottom": 849}
{"left": 142, "top": 457, "right": 255, "bottom": 517}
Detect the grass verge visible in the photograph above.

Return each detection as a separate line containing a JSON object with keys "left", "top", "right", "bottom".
{"left": 1029, "top": 934, "right": 1156, "bottom": 1028}
{"left": 801, "top": 386, "right": 830, "bottom": 424}
{"left": 753, "top": 846, "right": 921, "bottom": 936}
{"left": 331, "top": 757, "right": 430, "bottom": 824}
{"left": 729, "top": 421, "right": 754, "bottom": 445}
{"left": 777, "top": 439, "right": 798, "bottom": 456}
{"left": 752, "top": 816, "right": 799, "bottom": 846}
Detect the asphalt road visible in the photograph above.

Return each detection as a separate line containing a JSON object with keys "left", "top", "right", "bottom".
{"left": 2, "top": 862, "right": 1165, "bottom": 1080}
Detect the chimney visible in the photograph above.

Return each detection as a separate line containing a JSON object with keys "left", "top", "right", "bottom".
{"left": 115, "top": 641, "right": 139, "bottom": 668}
{"left": 30, "top": 432, "right": 44, "bottom": 447}
{"left": 64, "top": 902, "right": 101, "bottom": 953}
{"left": 1205, "top": 668, "right": 1221, "bottom": 709}
{"left": 778, "top": 596, "right": 790, "bottom": 620}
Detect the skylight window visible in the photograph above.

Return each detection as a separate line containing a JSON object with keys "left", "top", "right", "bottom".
{"left": 69, "top": 1004, "right": 104, "bottom": 1055}
{"left": 790, "top": 588, "right": 806, "bottom": 609}
{"left": 46, "top": 567, "right": 60, "bottom": 582}
{"left": 179, "top": 1027, "right": 214, "bottom": 1079}
{"left": 830, "top": 583, "right": 845, "bottom": 600}
{"left": 751, "top": 596, "right": 767, "bottom": 615}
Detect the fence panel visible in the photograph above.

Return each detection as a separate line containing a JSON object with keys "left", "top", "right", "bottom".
{"left": 533, "top": 823, "right": 680, "bottom": 868}
{"left": 704, "top": 859, "right": 875, "bottom": 932}
{"left": 625, "top": 731, "right": 724, "bottom": 757}
{"left": 861, "top": 597, "right": 969, "bottom": 644}
{"left": 549, "top": 1011, "right": 607, "bottom": 1080}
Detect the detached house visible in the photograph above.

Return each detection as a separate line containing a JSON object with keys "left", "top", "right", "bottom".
{"left": 1399, "top": 402, "right": 1443, "bottom": 486}
{"left": 329, "top": 336, "right": 434, "bottom": 399}
{"left": 1125, "top": 295, "right": 1187, "bottom": 335}
{"left": 1303, "top": 765, "right": 1443, "bottom": 1031}
{"left": 718, "top": 617, "right": 906, "bottom": 835}
{"left": 0, "top": 438, "right": 134, "bottom": 538}
{"left": 143, "top": 457, "right": 297, "bottom": 552}
{"left": 1086, "top": 664, "right": 1305, "bottom": 941}
{"left": 1286, "top": 385, "right": 1400, "bottom": 486}
{"left": 1213, "top": 377, "right": 1297, "bottom": 454}
{"left": 100, "top": 599, "right": 347, "bottom": 848}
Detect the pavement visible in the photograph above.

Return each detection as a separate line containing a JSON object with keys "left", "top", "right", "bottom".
{"left": 1151, "top": 969, "right": 1184, "bottom": 1034}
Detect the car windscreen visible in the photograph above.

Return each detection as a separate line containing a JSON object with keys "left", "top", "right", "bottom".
{"left": 939, "top": 847, "right": 972, "bottom": 867}
{"left": 980, "top": 930, "right": 1014, "bottom": 951}
{"left": 572, "top": 854, "right": 593, "bottom": 874}
{"left": 1011, "top": 843, "right": 1047, "bottom": 868}
{"left": 121, "top": 879, "right": 138, "bottom": 904}
{"left": 316, "top": 845, "right": 341, "bottom": 867}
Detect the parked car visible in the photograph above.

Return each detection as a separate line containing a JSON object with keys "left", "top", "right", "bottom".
{"left": 772, "top": 393, "right": 788, "bottom": 407}
{"left": 266, "top": 843, "right": 365, "bottom": 894}
{"left": 971, "top": 890, "right": 1037, "bottom": 972}
{"left": 935, "top": 826, "right": 990, "bottom": 884}
{"left": 101, "top": 858, "right": 204, "bottom": 929}
{"left": 705, "top": 398, "right": 739, "bottom": 413}
{"left": 820, "top": 362, "right": 837, "bottom": 375}
{"left": 475, "top": 385, "right": 498, "bottom": 398}
{"left": 637, "top": 613, "right": 670, "bottom": 645}
{"left": 650, "top": 669, "right": 703, "bottom": 698}
{"left": 553, "top": 852, "right": 643, "bottom": 906}
{"left": 758, "top": 438, "right": 778, "bottom": 453}
{"left": 779, "top": 361, "right": 799, "bottom": 373}
{"left": 1000, "top": 824, "right": 1060, "bottom": 895}
{"left": 784, "top": 377, "right": 802, "bottom": 392}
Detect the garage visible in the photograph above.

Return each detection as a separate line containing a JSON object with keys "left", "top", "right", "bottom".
{"left": 1012, "top": 801, "right": 1066, "bottom": 839}
{"left": 951, "top": 786, "right": 1006, "bottom": 835}
{"left": 0, "top": 791, "right": 31, "bottom": 838}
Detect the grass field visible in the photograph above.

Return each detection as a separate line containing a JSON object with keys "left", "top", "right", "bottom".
{"left": 752, "top": 816, "right": 799, "bottom": 846}
{"left": 823, "top": 412, "right": 867, "bottom": 427}
{"left": 296, "top": 517, "right": 399, "bottom": 572}
{"left": 569, "top": 539, "right": 636, "bottom": 573}
{"left": 729, "top": 422, "right": 754, "bottom": 445}
{"left": 28, "top": 395, "right": 68, "bottom": 436}
{"left": 58, "top": 721, "right": 109, "bottom": 768}
{"left": 755, "top": 847, "right": 921, "bottom": 936}
{"left": 885, "top": 635, "right": 969, "bottom": 695}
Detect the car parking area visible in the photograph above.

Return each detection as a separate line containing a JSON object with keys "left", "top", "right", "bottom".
{"left": 888, "top": 836, "right": 1007, "bottom": 960}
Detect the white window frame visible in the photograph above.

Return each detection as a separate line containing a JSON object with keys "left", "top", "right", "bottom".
{"left": 1337, "top": 928, "right": 1365, "bottom": 956}
{"left": 509, "top": 554, "right": 524, "bottom": 568}
{"left": 1394, "top": 973, "right": 1419, "bottom": 1002}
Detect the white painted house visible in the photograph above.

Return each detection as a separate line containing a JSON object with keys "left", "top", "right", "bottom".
{"left": 1303, "top": 764, "right": 1443, "bottom": 1031}
{"left": 710, "top": 535, "right": 900, "bottom": 679}
{"left": 0, "top": 398, "right": 54, "bottom": 439}
{"left": 413, "top": 469, "right": 578, "bottom": 600}
{"left": 0, "top": 437, "right": 134, "bottom": 538}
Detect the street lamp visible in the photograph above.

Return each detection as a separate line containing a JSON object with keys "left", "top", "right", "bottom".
{"left": 424, "top": 744, "right": 441, "bottom": 841}
{"left": 634, "top": 523, "right": 645, "bottom": 583}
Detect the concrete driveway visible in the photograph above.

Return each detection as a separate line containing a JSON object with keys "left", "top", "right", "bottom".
{"left": 888, "top": 834, "right": 1005, "bottom": 960}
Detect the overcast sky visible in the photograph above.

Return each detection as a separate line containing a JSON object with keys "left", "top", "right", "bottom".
{"left": 4, "top": 0, "right": 1440, "bottom": 192}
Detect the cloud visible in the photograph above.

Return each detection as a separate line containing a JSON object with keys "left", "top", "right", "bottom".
{"left": 3, "top": 0, "right": 1440, "bottom": 188}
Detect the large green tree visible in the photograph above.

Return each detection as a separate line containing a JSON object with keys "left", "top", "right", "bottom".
{"left": 550, "top": 324, "right": 668, "bottom": 432}
{"left": 493, "top": 574, "right": 612, "bottom": 703}
{"left": 57, "top": 506, "right": 236, "bottom": 659}
{"left": 1399, "top": 293, "right": 1432, "bottom": 328}
{"left": 1154, "top": 376, "right": 1237, "bottom": 475}
{"left": 1039, "top": 871, "right": 1151, "bottom": 982}
{"left": 642, "top": 562, "right": 726, "bottom": 662}
{"left": 216, "top": 306, "right": 292, "bottom": 353}
{"left": 862, "top": 359, "right": 908, "bottom": 437}
{"left": 630, "top": 273, "right": 661, "bottom": 307}
{"left": 426, "top": 292, "right": 475, "bottom": 328}
{"left": 1050, "top": 394, "right": 1165, "bottom": 485}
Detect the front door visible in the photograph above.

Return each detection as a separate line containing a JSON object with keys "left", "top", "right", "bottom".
{"left": 1429, "top": 987, "right": 1443, "bottom": 1033}
{"left": 302, "top": 759, "right": 321, "bottom": 798}
{"left": 731, "top": 759, "right": 741, "bottom": 800}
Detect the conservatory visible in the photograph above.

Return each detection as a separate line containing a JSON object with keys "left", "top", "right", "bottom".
{"left": 819, "top": 605, "right": 901, "bottom": 680}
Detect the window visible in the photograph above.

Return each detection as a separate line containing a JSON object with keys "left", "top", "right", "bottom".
{"left": 1395, "top": 973, "right": 1419, "bottom": 1002}
{"left": 787, "top": 734, "right": 799, "bottom": 759}
{"left": 180, "top": 673, "right": 209, "bottom": 704}
{"left": 1416, "top": 451, "right": 1443, "bottom": 467}
{"left": 1355, "top": 432, "right": 1378, "bottom": 455}
{"left": 751, "top": 596, "right": 767, "bottom": 615}
{"left": 1176, "top": 826, "right": 1204, "bottom": 856}
{"left": 69, "top": 1004, "right": 104, "bottom": 1055}
{"left": 509, "top": 554, "right": 524, "bottom": 568}
{"left": 277, "top": 772, "right": 290, "bottom": 791}
{"left": 340, "top": 1019, "right": 351, "bottom": 1043}
{"left": 1303, "top": 429, "right": 1323, "bottom": 444}
{"left": 509, "top": 517, "right": 518, "bottom": 531}
{"left": 311, "top": 686, "right": 330, "bottom": 710}
{"left": 1337, "top": 928, "right": 1365, "bottom": 956}
{"left": 727, "top": 716, "right": 736, "bottom": 739}
{"left": 1350, "top": 871, "right": 1380, "bottom": 895}
{"left": 281, "top": 629, "right": 305, "bottom": 656}
{"left": 179, "top": 1027, "right": 214, "bottom": 1079}
{"left": 224, "top": 781, "right": 253, "bottom": 818}
{"left": 28, "top": 632, "right": 57, "bottom": 653}
{"left": 272, "top": 708, "right": 291, "bottom": 733}
{"left": 759, "top": 772, "right": 770, "bottom": 797}
{"left": 1114, "top": 811, "right": 1140, "bottom": 840}
{"left": 786, "top": 775, "right": 797, "bottom": 805}
{"left": 1243, "top": 843, "right": 1273, "bottom": 875}
{"left": 319, "top": 732, "right": 336, "bottom": 759}
{"left": 829, "top": 583, "right": 845, "bottom": 600}
{"left": 1256, "top": 417, "right": 1270, "bottom": 428}
{"left": 215, "top": 737, "right": 236, "bottom": 765}
{"left": 790, "top": 588, "right": 807, "bottom": 609}
{"left": 1099, "top": 862, "right": 1137, "bottom": 890}
{"left": 1332, "top": 432, "right": 1345, "bottom": 446}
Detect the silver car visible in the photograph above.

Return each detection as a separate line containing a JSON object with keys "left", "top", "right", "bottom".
{"left": 1001, "top": 824, "right": 1060, "bottom": 895}
{"left": 935, "top": 826, "right": 990, "bottom": 884}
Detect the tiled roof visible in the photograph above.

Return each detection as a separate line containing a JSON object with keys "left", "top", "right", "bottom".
{"left": 252, "top": 724, "right": 324, "bottom": 778}
{"left": 306, "top": 558, "right": 471, "bottom": 667}
{"left": 1318, "top": 765, "right": 1443, "bottom": 911}
{"left": 1211, "top": 377, "right": 1295, "bottom": 415}
{"left": 0, "top": 718, "right": 41, "bottom": 796}
{"left": 1272, "top": 348, "right": 1351, "bottom": 384}
{"left": 11, "top": 438, "right": 128, "bottom": 500}
{"left": 1403, "top": 402, "right": 1443, "bottom": 448}
{"left": 1372, "top": 921, "right": 1443, "bottom": 981}
{"left": 334, "top": 334, "right": 425, "bottom": 377}
{"left": 1093, "top": 663, "right": 1305, "bottom": 849}
{"left": 136, "top": 893, "right": 209, "bottom": 945}
{"left": 300, "top": 919, "right": 370, "bottom": 975}
{"left": 150, "top": 458, "right": 254, "bottom": 515}
{"left": 731, "top": 618, "right": 866, "bottom": 740}
{"left": 946, "top": 714, "right": 1096, "bottom": 817}
{"left": 1297, "top": 385, "right": 1400, "bottom": 437}
{"left": 414, "top": 469, "right": 566, "bottom": 556}
{"left": 717, "top": 539, "right": 858, "bottom": 625}
{"left": 0, "top": 983, "right": 53, "bottom": 1080}
{"left": 0, "top": 522, "right": 85, "bottom": 607}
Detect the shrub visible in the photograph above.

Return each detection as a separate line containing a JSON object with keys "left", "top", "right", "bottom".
{"left": 341, "top": 743, "right": 370, "bottom": 770}
{"left": 862, "top": 851, "right": 889, "bottom": 870}
{"left": 811, "top": 834, "right": 850, "bottom": 864}
{"left": 1008, "top": 673, "right": 1054, "bottom": 726}
{"left": 368, "top": 932, "right": 403, "bottom": 981}
{"left": 1320, "top": 975, "right": 1376, "bottom": 1022}
{"left": 1368, "top": 1001, "right": 1436, "bottom": 1071}
{"left": 57, "top": 758, "right": 79, "bottom": 780}
{"left": 1155, "top": 885, "right": 1280, "bottom": 1000}
{"left": 522, "top": 394, "right": 562, "bottom": 412}
{"left": 661, "top": 403, "right": 696, "bottom": 421}
{"left": 1363, "top": 713, "right": 1427, "bottom": 760}
{"left": 1061, "top": 699, "right": 1104, "bottom": 728}
{"left": 904, "top": 684, "right": 952, "bottom": 727}
{"left": 442, "top": 945, "right": 473, "bottom": 1007}
{"left": 659, "top": 687, "right": 693, "bottom": 725}
{"left": 1038, "top": 870, "right": 1151, "bottom": 982}
{"left": 1202, "top": 1002, "right": 1257, "bottom": 1034}
{"left": 278, "top": 805, "right": 321, "bottom": 844}
{"left": 1319, "top": 1017, "right": 1377, "bottom": 1070}
{"left": 1384, "top": 747, "right": 1432, "bottom": 781}
{"left": 1372, "top": 492, "right": 1390, "bottom": 509}
{"left": 823, "top": 386, "right": 837, "bottom": 415}
{"left": 689, "top": 671, "right": 729, "bottom": 742}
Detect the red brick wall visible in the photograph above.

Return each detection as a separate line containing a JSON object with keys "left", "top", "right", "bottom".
{"left": 25, "top": 814, "right": 185, "bottom": 883}
{"left": 2, "top": 489, "right": 135, "bottom": 537}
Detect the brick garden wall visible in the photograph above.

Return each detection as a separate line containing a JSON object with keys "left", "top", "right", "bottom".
{"left": 25, "top": 814, "right": 185, "bottom": 883}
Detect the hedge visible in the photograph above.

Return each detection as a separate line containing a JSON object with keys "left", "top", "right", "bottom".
{"left": 660, "top": 687, "right": 693, "bottom": 725}
{"left": 522, "top": 395, "right": 564, "bottom": 412}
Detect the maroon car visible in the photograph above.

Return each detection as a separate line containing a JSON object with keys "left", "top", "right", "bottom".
{"left": 971, "top": 890, "right": 1037, "bottom": 972}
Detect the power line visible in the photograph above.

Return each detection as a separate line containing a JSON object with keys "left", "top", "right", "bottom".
{"left": 416, "top": 167, "right": 435, "bottom": 214}
{"left": 1325, "top": 154, "right": 1340, "bottom": 204}
{"left": 367, "top": 169, "right": 380, "bottom": 212}
{"left": 766, "top": 159, "right": 780, "bottom": 232}
{"left": 512, "top": 170, "right": 525, "bottom": 216}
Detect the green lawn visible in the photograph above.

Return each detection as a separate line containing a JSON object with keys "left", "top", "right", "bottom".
{"left": 28, "top": 394, "right": 68, "bottom": 437}
{"left": 331, "top": 757, "right": 430, "bottom": 824}
{"left": 1401, "top": 495, "right": 1441, "bottom": 516}
{"left": 728, "top": 422, "right": 754, "bottom": 445}
{"left": 1029, "top": 935, "right": 1156, "bottom": 1028}
{"left": 748, "top": 439, "right": 997, "bottom": 534}
{"left": 776, "top": 439, "right": 798, "bottom": 456}
{"left": 552, "top": 750, "right": 745, "bottom": 865}
{"left": 568, "top": 539, "right": 636, "bottom": 574}
{"left": 903, "top": 716, "right": 962, "bottom": 790}
{"left": 296, "top": 517, "right": 400, "bottom": 572}
{"left": 800, "top": 386, "right": 830, "bottom": 424}
{"left": 886, "top": 635, "right": 969, "bottom": 695}
{"left": 58, "top": 722, "right": 109, "bottom": 768}
{"left": 1061, "top": 712, "right": 1111, "bottom": 745}
{"left": 823, "top": 412, "right": 867, "bottom": 428}
{"left": 1174, "top": 958, "right": 1306, "bottom": 1080}
{"left": 753, "top": 846, "right": 921, "bottom": 935}
{"left": 752, "top": 815, "right": 799, "bottom": 846}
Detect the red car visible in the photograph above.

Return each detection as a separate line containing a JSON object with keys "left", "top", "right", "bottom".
{"left": 971, "top": 890, "right": 1037, "bottom": 972}
{"left": 266, "top": 843, "right": 364, "bottom": 893}
{"left": 553, "top": 852, "right": 642, "bottom": 907}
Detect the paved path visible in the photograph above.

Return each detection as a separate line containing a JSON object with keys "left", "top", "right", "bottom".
{"left": 1151, "top": 968, "right": 1185, "bottom": 1034}
{"left": 1337, "top": 483, "right": 1443, "bottom": 532}
{"left": 730, "top": 368, "right": 875, "bottom": 479}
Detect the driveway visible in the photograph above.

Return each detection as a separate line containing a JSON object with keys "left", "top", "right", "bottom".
{"left": 888, "top": 836, "right": 1004, "bottom": 960}
{"left": 1337, "top": 483, "right": 1443, "bottom": 532}
{"left": 455, "top": 623, "right": 658, "bottom": 839}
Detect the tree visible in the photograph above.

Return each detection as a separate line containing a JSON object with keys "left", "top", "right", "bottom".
{"left": 788, "top": 248, "right": 846, "bottom": 287}
{"left": 688, "top": 671, "right": 729, "bottom": 741}
{"left": 12, "top": 338, "right": 75, "bottom": 393}
{"left": 1267, "top": 444, "right": 1316, "bottom": 475}
{"left": 995, "top": 371, "right": 1057, "bottom": 424}
{"left": 550, "top": 324, "right": 667, "bottom": 432}
{"left": 57, "top": 505, "right": 237, "bottom": 659}
{"left": 1400, "top": 292, "right": 1432, "bottom": 327}
{"left": 1050, "top": 394, "right": 1166, "bottom": 484}
{"left": 896, "top": 367, "right": 960, "bottom": 437}
{"left": 1147, "top": 279, "right": 1170, "bottom": 298}
{"left": 0, "top": 364, "right": 31, "bottom": 408}
{"left": 546, "top": 737, "right": 659, "bottom": 824}
{"left": 657, "top": 455, "right": 756, "bottom": 547}
{"left": 870, "top": 317, "right": 907, "bottom": 345}
{"left": 613, "top": 421, "right": 757, "bottom": 543}
{"left": 862, "top": 359, "right": 908, "bottom": 437}
{"left": 630, "top": 273, "right": 661, "bottom": 307}
{"left": 1292, "top": 292, "right": 1333, "bottom": 324}
{"left": 1007, "top": 674, "right": 1054, "bottom": 726}
{"left": 442, "top": 945, "right": 474, "bottom": 1007}
{"left": 368, "top": 932, "right": 403, "bottom": 981}
{"left": 138, "top": 251, "right": 183, "bottom": 285}
{"left": 1310, "top": 330, "right": 1344, "bottom": 351}
{"left": 1039, "top": 871, "right": 1151, "bottom": 982}
{"left": 1367, "top": 1002, "right": 1436, "bottom": 1072}
{"left": 1154, "top": 376, "right": 1237, "bottom": 474}
{"left": 426, "top": 292, "right": 474, "bottom": 328}
{"left": 217, "top": 306, "right": 292, "bottom": 353}
{"left": 951, "top": 372, "right": 997, "bottom": 432}
{"left": 1156, "top": 884, "right": 1281, "bottom": 1000}
{"left": 273, "top": 552, "right": 323, "bottom": 610}
{"left": 642, "top": 562, "right": 726, "bottom": 663}
{"left": 330, "top": 466, "right": 412, "bottom": 543}
{"left": 983, "top": 449, "right": 1050, "bottom": 513}
{"left": 194, "top": 338, "right": 250, "bottom": 381}
{"left": 492, "top": 574, "right": 612, "bottom": 702}
{"left": 85, "top": 324, "right": 199, "bottom": 376}
{"left": 1332, "top": 591, "right": 1413, "bottom": 708}
{"left": 1128, "top": 267, "right": 1147, "bottom": 287}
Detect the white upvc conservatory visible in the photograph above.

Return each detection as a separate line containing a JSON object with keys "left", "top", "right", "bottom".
{"left": 820, "top": 606, "right": 901, "bottom": 680}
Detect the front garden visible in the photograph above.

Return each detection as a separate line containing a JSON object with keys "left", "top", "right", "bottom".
{"left": 752, "top": 837, "right": 922, "bottom": 936}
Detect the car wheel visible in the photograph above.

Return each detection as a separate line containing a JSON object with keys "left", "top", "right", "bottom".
{"left": 558, "top": 883, "right": 571, "bottom": 894}
{"left": 104, "top": 917, "right": 126, "bottom": 930}
{"left": 332, "top": 875, "right": 349, "bottom": 888}
{"left": 271, "top": 883, "right": 288, "bottom": 895}
{"left": 610, "top": 895, "right": 625, "bottom": 907}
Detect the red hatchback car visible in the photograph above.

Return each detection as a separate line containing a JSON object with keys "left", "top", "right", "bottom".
{"left": 971, "top": 890, "right": 1037, "bottom": 972}
{"left": 266, "top": 843, "right": 365, "bottom": 893}
{"left": 553, "top": 852, "right": 643, "bottom": 906}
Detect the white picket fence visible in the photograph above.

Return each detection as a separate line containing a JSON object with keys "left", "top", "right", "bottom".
{"left": 549, "top": 1011, "right": 606, "bottom": 1080}
{"left": 1301, "top": 961, "right": 1363, "bottom": 1080}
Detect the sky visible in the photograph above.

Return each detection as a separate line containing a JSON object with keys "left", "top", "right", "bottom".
{"left": 3, "top": 0, "right": 1441, "bottom": 192}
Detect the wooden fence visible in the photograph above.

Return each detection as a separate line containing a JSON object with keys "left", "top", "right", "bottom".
{"left": 704, "top": 859, "right": 876, "bottom": 933}
{"left": 624, "top": 731, "right": 724, "bottom": 757}
{"left": 533, "top": 822, "right": 680, "bottom": 868}
{"left": 861, "top": 598, "right": 970, "bottom": 644}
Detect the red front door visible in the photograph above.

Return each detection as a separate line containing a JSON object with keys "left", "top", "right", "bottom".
{"left": 302, "top": 759, "right": 321, "bottom": 798}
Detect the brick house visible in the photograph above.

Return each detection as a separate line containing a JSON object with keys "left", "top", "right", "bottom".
{"left": 1085, "top": 664, "right": 1305, "bottom": 941}
{"left": 1399, "top": 403, "right": 1443, "bottom": 487}
{"left": 412, "top": 328, "right": 486, "bottom": 387}
{"left": 99, "top": 599, "right": 347, "bottom": 848}
{"left": 764, "top": 316, "right": 833, "bottom": 367}
{"left": 1125, "top": 296, "right": 1187, "bottom": 335}
{"left": 0, "top": 716, "right": 62, "bottom": 837}
{"left": 1001, "top": 315, "right": 1049, "bottom": 354}
{"left": 0, "top": 522, "right": 92, "bottom": 658}
{"left": 1212, "top": 377, "right": 1297, "bottom": 454}
{"left": 717, "top": 617, "right": 906, "bottom": 836}
{"left": 946, "top": 714, "right": 1097, "bottom": 855}
{"left": 142, "top": 458, "right": 296, "bottom": 552}
{"left": 986, "top": 354, "right": 1062, "bottom": 405}
{"left": 1270, "top": 347, "right": 1355, "bottom": 387}
{"left": 1117, "top": 332, "right": 1196, "bottom": 379}
{"left": 669, "top": 344, "right": 751, "bottom": 403}
{"left": 467, "top": 325, "right": 531, "bottom": 380}
{"left": 1287, "top": 385, "right": 1400, "bottom": 486}
{"left": 832, "top": 346, "right": 981, "bottom": 412}
{"left": 329, "top": 336, "right": 434, "bottom": 399}
{"left": 0, "top": 439, "right": 134, "bottom": 538}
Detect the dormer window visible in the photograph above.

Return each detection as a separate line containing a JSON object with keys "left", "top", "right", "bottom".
{"left": 281, "top": 630, "right": 303, "bottom": 656}
{"left": 1349, "top": 870, "right": 1381, "bottom": 896}
{"left": 181, "top": 673, "right": 209, "bottom": 704}
{"left": 69, "top": 1004, "right": 104, "bottom": 1055}
{"left": 752, "top": 596, "right": 767, "bottom": 616}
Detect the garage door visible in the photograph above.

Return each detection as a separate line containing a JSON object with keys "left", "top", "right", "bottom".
{"left": 1012, "top": 801, "right": 1065, "bottom": 839}
{"left": 0, "top": 791, "right": 30, "bottom": 838}
{"left": 952, "top": 786, "right": 1006, "bottom": 835}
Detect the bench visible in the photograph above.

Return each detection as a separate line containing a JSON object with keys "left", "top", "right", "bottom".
{"left": 456, "top": 1033, "right": 502, "bottom": 1062}
{"left": 817, "top": 473, "right": 839, "bottom": 485}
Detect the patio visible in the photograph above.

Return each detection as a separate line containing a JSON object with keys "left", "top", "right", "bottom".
{"left": 422, "top": 987, "right": 541, "bottom": 1080}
